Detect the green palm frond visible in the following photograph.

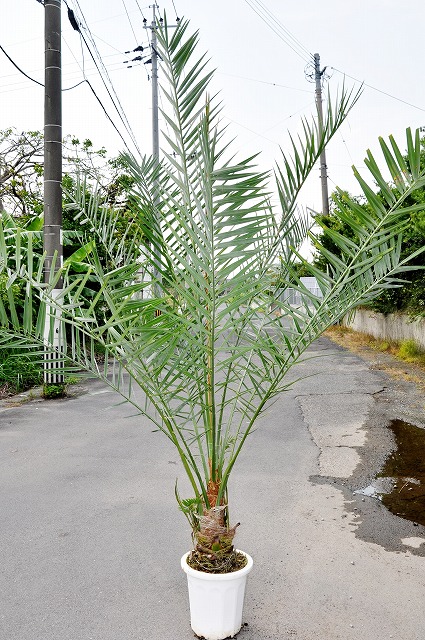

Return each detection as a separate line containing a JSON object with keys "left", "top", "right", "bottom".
{"left": 1, "top": 18, "right": 424, "bottom": 518}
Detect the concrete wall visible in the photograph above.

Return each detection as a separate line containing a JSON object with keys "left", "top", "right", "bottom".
{"left": 343, "top": 309, "right": 425, "bottom": 351}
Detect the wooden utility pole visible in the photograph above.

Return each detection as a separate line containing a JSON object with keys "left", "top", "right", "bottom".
{"left": 44, "top": 0, "right": 64, "bottom": 383}
{"left": 314, "top": 53, "right": 330, "bottom": 216}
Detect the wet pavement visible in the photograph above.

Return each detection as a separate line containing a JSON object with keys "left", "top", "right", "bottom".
{"left": 377, "top": 419, "right": 425, "bottom": 526}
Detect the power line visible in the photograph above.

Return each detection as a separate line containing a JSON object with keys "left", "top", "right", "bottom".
{"left": 0, "top": 43, "right": 100, "bottom": 93}
{"left": 35, "top": 0, "right": 150, "bottom": 31}
{"left": 0, "top": 44, "right": 44, "bottom": 87}
{"left": 331, "top": 67, "right": 425, "bottom": 114}
{"left": 133, "top": 1, "right": 152, "bottom": 63}
{"left": 63, "top": 79, "right": 86, "bottom": 91}
{"left": 0, "top": 60, "right": 131, "bottom": 95}
{"left": 0, "top": 49, "right": 123, "bottom": 85}
{"left": 67, "top": 0, "right": 142, "bottom": 155}
{"left": 1, "top": 20, "right": 133, "bottom": 152}
{"left": 243, "top": 0, "right": 312, "bottom": 64}
{"left": 217, "top": 70, "right": 312, "bottom": 93}
{"left": 121, "top": 0, "right": 151, "bottom": 80}
{"left": 121, "top": 0, "right": 139, "bottom": 44}
{"left": 170, "top": 0, "right": 179, "bottom": 19}
{"left": 61, "top": 34, "right": 137, "bottom": 153}
{"left": 133, "top": 0, "right": 154, "bottom": 71}
{"left": 90, "top": 31, "right": 128, "bottom": 56}
{"left": 224, "top": 100, "right": 316, "bottom": 145}
{"left": 252, "top": 0, "right": 311, "bottom": 59}
{"left": 262, "top": 100, "right": 316, "bottom": 133}
{"left": 338, "top": 129, "right": 355, "bottom": 166}
{"left": 83, "top": 79, "right": 135, "bottom": 154}
{"left": 134, "top": 0, "right": 148, "bottom": 21}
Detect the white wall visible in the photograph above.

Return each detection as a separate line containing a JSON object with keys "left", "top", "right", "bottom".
{"left": 343, "top": 309, "right": 425, "bottom": 351}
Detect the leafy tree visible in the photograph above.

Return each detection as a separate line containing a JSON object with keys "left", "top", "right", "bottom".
{"left": 0, "top": 128, "right": 132, "bottom": 220}
{"left": 0, "top": 129, "right": 44, "bottom": 215}
{"left": 0, "top": 130, "right": 147, "bottom": 319}
{"left": 313, "top": 137, "right": 425, "bottom": 315}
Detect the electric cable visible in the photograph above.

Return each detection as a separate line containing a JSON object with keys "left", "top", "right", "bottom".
{"left": 0, "top": 43, "right": 108, "bottom": 93}
{"left": 171, "top": 0, "right": 179, "bottom": 19}
{"left": 243, "top": 0, "right": 312, "bottom": 64}
{"left": 137, "top": 3, "right": 152, "bottom": 43}
{"left": 331, "top": 67, "right": 425, "bottom": 114}
{"left": 90, "top": 31, "right": 129, "bottom": 56}
{"left": 134, "top": 0, "right": 147, "bottom": 19}
{"left": 0, "top": 66, "right": 129, "bottom": 96}
{"left": 0, "top": 49, "right": 123, "bottom": 83}
{"left": 61, "top": 33, "right": 136, "bottom": 154}
{"left": 135, "top": 3, "right": 154, "bottom": 81}
{"left": 74, "top": 2, "right": 142, "bottom": 153}
{"left": 120, "top": 0, "right": 150, "bottom": 79}
{"left": 262, "top": 100, "right": 316, "bottom": 133}
{"left": 121, "top": 0, "right": 139, "bottom": 44}
{"left": 0, "top": 54, "right": 126, "bottom": 90}
{"left": 0, "top": 44, "right": 44, "bottom": 87}
{"left": 67, "top": 0, "right": 142, "bottom": 155}
{"left": 224, "top": 100, "right": 316, "bottom": 145}
{"left": 63, "top": 79, "right": 86, "bottom": 91}
{"left": 83, "top": 79, "right": 135, "bottom": 155}
{"left": 1, "top": 28, "right": 133, "bottom": 152}
{"left": 338, "top": 129, "right": 355, "bottom": 166}
{"left": 251, "top": 0, "right": 312, "bottom": 60}
{"left": 70, "top": 3, "right": 137, "bottom": 114}
{"left": 217, "top": 71, "right": 312, "bottom": 93}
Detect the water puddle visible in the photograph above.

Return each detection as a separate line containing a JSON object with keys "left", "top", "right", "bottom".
{"left": 353, "top": 477, "right": 394, "bottom": 499}
{"left": 378, "top": 419, "right": 425, "bottom": 526}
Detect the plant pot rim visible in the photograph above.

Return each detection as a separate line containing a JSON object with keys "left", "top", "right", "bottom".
{"left": 181, "top": 550, "right": 253, "bottom": 581}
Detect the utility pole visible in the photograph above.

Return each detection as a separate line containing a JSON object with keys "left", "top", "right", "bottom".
{"left": 143, "top": 7, "right": 179, "bottom": 302}
{"left": 140, "top": 5, "right": 161, "bottom": 300}
{"left": 143, "top": 6, "right": 179, "bottom": 158}
{"left": 44, "top": 0, "right": 64, "bottom": 384}
{"left": 314, "top": 53, "right": 330, "bottom": 216}
{"left": 150, "top": 5, "right": 160, "bottom": 160}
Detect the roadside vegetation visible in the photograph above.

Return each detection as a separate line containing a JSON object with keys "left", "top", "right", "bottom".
{"left": 313, "top": 136, "right": 425, "bottom": 318}
{"left": 325, "top": 325, "right": 425, "bottom": 391}
{"left": 0, "top": 349, "right": 42, "bottom": 397}
{"left": 0, "top": 130, "right": 137, "bottom": 398}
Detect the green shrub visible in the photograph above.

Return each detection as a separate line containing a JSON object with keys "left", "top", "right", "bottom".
{"left": 42, "top": 383, "right": 67, "bottom": 399}
{"left": 397, "top": 339, "right": 423, "bottom": 361}
{"left": 0, "top": 349, "right": 43, "bottom": 394}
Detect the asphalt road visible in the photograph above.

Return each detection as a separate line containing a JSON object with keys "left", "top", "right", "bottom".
{"left": 1, "top": 337, "right": 424, "bottom": 640}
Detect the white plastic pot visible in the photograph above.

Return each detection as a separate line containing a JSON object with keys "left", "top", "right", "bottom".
{"left": 181, "top": 550, "right": 253, "bottom": 640}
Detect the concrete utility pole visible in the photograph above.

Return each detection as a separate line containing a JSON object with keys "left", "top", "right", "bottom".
{"left": 314, "top": 53, "right": 330, "bottom": 216}
{"left": 150, "top": 5, "right": 160, "bottom": 160}
{"left": 44, "top": 0, "right": 64, "bottom": 383}
{"left": 143, "top": 7, "right": 178, "bottom": 301}
{"left": 144, "top": 5, "right": 179, "bottom": 158}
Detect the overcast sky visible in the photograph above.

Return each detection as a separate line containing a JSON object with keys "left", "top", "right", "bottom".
{"left": 1, "top": 0, "right": 425, "bottom": 213}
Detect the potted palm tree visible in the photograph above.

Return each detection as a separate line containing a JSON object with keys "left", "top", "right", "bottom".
{"left": 1, "top": 17, "right": 425, "bottom": 640}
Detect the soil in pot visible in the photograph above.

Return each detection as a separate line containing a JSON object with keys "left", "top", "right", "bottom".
{"left": 186, "top": 549, "right": 248, "bottom": 574}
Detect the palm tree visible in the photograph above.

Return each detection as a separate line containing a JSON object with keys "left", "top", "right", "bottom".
{"left": 1, "top": 17, "right": 424, "bottom": 573}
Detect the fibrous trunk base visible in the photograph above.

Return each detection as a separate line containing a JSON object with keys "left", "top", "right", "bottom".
{"left": 187, "top": 549, "right": 247, "bottom": 574}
